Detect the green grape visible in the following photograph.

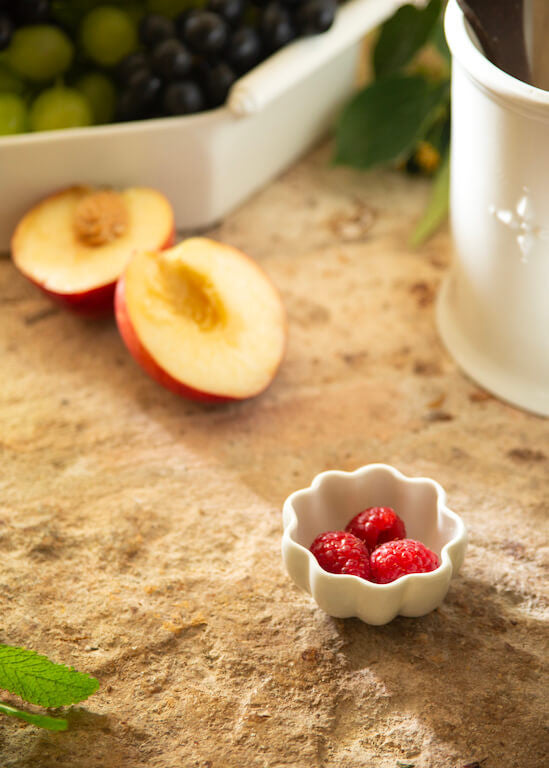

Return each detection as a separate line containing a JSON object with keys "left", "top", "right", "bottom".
{"left": 76, "top": 72, "right": 116, "bottom": 124}
{"left": 30, "top": 86, "right": 92, "bottom": 132}
{"left": 146, "top": 0, "right": 196, "bottom": 18}
{"left": 0, "top": 64, "right": 26, "bottom": 95}
{"left": 80, "top": 6, "right": 138, "bottom": 67}
{"left": 7, "top": 26, "right": 74, "bottom": 83}
{"left": 0, "top": 93, "right": 28, "bottom": 135}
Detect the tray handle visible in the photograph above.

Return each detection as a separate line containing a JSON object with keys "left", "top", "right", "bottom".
{"left": 228, "top": 0, "right": 409, "bottom": 118}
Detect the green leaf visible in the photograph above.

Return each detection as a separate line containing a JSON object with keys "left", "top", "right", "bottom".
{"left": 424, "top": 112, "right": 451, "bottom": 156}
{"left": 431, "top": 18, "right": 451, "bottom": 63}
{"left": 0, "top": 701, "right": 68, "bottom": 731}
{"left": 409, "top": 150, "right": 450, "bottom": 248}
{"left": 373, "top": 0, "right": 442, "bottom": 79}
{"left": 0, "top": 645, "right": 99, "bottom": 708}
{"left": 334, "top": 75, "right": 447, "bottom": 170}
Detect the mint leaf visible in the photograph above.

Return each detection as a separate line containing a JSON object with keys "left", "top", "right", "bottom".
{"left": 0, "top": 701, "right": 68, "bottom": 731}
{"left": 374, "top": 0, "right": 442, "bottom": 79}
{"left": 0, "top": 645, "right": 99, "bottom": 707}
{"left": 409, "top": 150, "right": 450, "bottom": 247}
{"left": 335, "top": 75, "right": 447, "bottom": 170}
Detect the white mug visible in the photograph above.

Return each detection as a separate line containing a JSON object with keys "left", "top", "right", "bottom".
{"left": 438, "top": 0, "right": 549, "bottom": 416}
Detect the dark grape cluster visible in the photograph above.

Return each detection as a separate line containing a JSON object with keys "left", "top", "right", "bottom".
{"left": 0, "top": 0, "right": 337, "bottom": 136}
{"left": 0, "top": 0, "right": 51, "bottom": 51}
{"left": 115, "top": 0, "right": 337, "bottom": 121}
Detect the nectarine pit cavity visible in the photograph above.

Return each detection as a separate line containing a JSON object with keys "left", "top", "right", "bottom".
{"left": 155, "top": 257, "right": 226, "bottom": 331}
{"left": 73, "top": 189, "right": 128, "bottom": 247}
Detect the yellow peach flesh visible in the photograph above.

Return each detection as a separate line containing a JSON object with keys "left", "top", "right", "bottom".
{"left": 123, "top": 238, "right": 286, "bottom": 399}
{"left": 12, "top": 186, "right": 174, "bottom": 295}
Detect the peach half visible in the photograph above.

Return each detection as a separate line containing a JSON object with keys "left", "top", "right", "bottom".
{"left": 115, "top": 238, "right": 287, "bottom": 402}
{"left": 11, "top": 186, "right": 175, "bottom": 313}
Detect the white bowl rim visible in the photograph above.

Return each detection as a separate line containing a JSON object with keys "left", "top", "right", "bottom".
{"left": 445, "top": 0, "right": 549, "bottom": 114}
{"left": 282, "top": 462, "right": 466, "bottom": 591}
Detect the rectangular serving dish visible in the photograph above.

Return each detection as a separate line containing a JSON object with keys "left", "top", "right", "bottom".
{"left": 0, "top": 0, "right": 404, "bottom": 250}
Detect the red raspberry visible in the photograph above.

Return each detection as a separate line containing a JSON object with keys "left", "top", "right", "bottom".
{"left": 370, "top": 539, "right": 440, "bottom": 584}
{"left": 310, "top": 531, "right": 371, "bottom": 580}
{"left": 345, "top": 506, "right": 406, "bottom": 552}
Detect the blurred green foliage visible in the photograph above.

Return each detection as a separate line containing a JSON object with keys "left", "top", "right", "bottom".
{"left": 335, "top": 0, "right": 451, "bottom": 246}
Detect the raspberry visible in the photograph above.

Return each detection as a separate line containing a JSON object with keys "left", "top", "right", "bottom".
{"left": 310, "top": 531, "right": 371, "bottom": 580}
{"left": 370, "top": 539, "right": 440, "bottom": 584}
{"left": 345, "top": 506, "right": 406, "bottom": 552}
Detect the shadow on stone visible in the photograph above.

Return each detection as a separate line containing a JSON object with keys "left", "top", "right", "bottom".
{"left": 329, "top": 574, "right": 546, "bottom": 764}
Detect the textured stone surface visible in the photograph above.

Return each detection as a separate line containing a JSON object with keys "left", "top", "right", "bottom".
{"left": 0, "top": 145, "right": 547, "bottom": 768}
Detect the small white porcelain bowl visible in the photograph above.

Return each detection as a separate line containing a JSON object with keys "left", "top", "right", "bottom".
{"left": 282, "top": 464, "right": 467, "bottom": 625}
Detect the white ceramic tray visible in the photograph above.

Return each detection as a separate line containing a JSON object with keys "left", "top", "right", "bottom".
{"left": 0, "top": 0, "right": 405, "bottom": 251}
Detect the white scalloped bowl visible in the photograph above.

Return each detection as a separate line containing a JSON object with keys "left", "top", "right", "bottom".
{"left": 282, "top": 464, "right": 467, "bottom": 625}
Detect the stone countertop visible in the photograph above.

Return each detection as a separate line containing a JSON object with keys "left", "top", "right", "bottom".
{"left": 0, "top": 144, "right": 547, "bottom": 768}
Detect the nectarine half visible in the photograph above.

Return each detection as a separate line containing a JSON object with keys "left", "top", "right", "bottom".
{"left": 11, "top": 186, "right": 175, "bottom": 314}
{"left": 115, "top": 238, "right": 287, "bottom": 402}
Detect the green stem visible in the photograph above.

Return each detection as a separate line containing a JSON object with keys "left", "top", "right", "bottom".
{"left": 0, "top": 701, "right": 68, "bottom": 731}
{"left": 409, "top": 150, "right": 450, "bottom": 248}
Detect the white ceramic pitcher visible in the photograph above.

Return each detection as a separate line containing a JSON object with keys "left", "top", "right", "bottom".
{"left": 438, "top": 0, "right": 549, "bottom": 416}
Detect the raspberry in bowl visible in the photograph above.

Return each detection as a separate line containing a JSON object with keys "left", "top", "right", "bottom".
{"left": 281, "top": 464, "right": 467, "bottom": 625}
{"left": 345, "top": 506, "right": 406, "bottom": 552}
{"left": 310, "top": 531, "right": 371, "bottom": 579}
{"left": 370, "top": 539, "right": 440, "bottom": 583}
